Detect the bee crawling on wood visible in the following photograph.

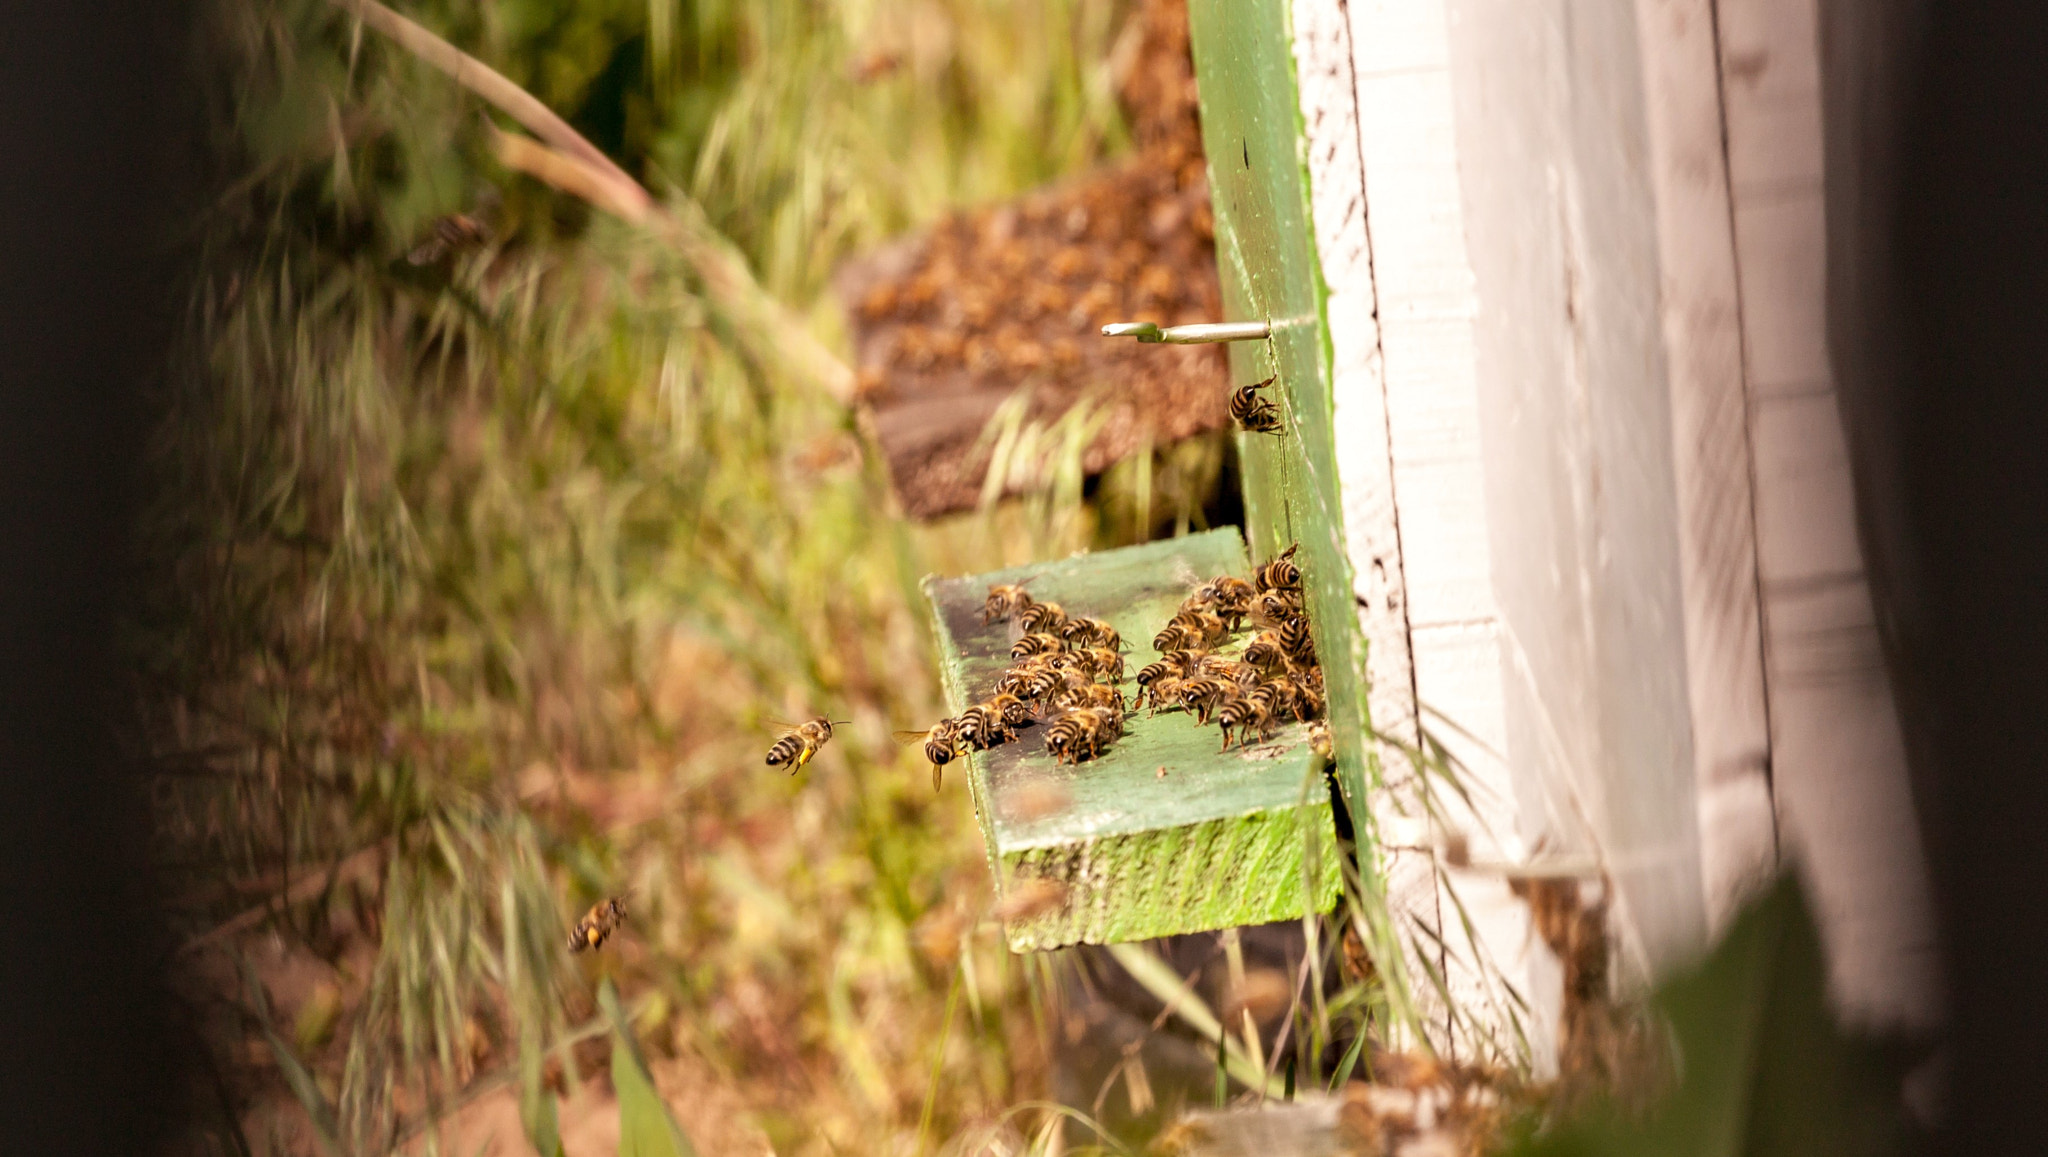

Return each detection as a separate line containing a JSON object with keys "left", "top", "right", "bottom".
{"left": 764, "top": 716, "right": 849, "bottom": 774}
{"left": 1058, "top": 615, "right": 1122, "bottom": 651}
{"left": 1044, "top": 706, "right": 1123, "bottom": 764}
{"left": 1228, "top": 376, "right": 1283, "bottom": 434}
{"left": 1011, "top": 632, "right": 1068, "bottom": 659}
{"left": 567, "top": 896, "right": 627, "bottom": 953}
{"left": 1217, "top": 688, "right": 1276, "bottom": 750}
{"left": 1255, "top": 543, "right": 1302, "bottom": 593}
{"left": 1186, "top": 575, "right": 1255, "bottom": 631}
{"left": 953, "top": 701, "right": 1015, "bottom": 751}
{"left": 980, "top": 583, "right": 1036, "bottom": 625}
{"left": 1019, "top": 600, "right": 1070, "bottom": 634}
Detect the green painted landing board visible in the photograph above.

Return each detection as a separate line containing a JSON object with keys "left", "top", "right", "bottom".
{"left": 922, "top": 528, "right": 1340, "bottom": 952}
{"left": 1188, "top": 0, "right": 1373, "bottom": 828}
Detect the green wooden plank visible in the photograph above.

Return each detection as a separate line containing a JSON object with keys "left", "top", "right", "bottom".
{"left": 1187, "top": 0, "right": 1373, "bottom": 828}
{"left": 923, "top": 529, "right": 1340, "bottom": 952}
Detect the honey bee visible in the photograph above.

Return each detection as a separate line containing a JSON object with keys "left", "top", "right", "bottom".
{"left": 1055, "top": 681, "right": 1125, "bottom": 714}
{"left": 1277, "top": 617, "right": 1318, "bottom": 666}
{"left": 989, "top": 691, "right": 1036, "bottom": 729}
{"left": 1135, "top": 651, "right": 1199, "bottom": 706}
{"left": 1229, "top": 376, "right": 1283, "bottom": 434}
{"left": 893, "top": 719, "right": 961, "bottom": 791}
{"left": 1044, "top": 706, "right": 1123, "bottom": 764}
{"left": 1252, "top": 589, "right": 1305, "bottom": 625}
{"left": 1188, "top": 575, "right": 1255, "bottom": 629}
{"left": 1153, "top": 610, "right": 1222, "bottom": 652}
{"left": 1175, "top": 676, "right": 1232, "bottom": 724}
{"left": 981, "top": 583, "right": 1036, "bottom": 625}
{"left": 1139, "top": 674, "right": 1182, "bottom": 714}
{"left": 1255, "top": 544, "right": 1302, "bottom": 593}
{"left": 1240, "top": 631, "right": 1287, "bottom": 672}
{"left": 406, "top": 212, "right": 490, "bottom": 265}
{"left": 1258, "top": 675, "right": 1318, "bottom": 723}
{"left": 1019, "top": 600, "right": 1069, "bottom": 633}
{"left": 1077, "top": 646, "right": 1126, "bottom": 683}
{"left": 567, "top": 896, "right": 627, "bottom": 953}
{"left": 1216, "top": 690, "right": 1274, "bottom": 750}
{"left": 953, "top": 702, "right": 1014, "bottom": 751}
{"left": 1197, "top": 655, "right": 1263, "bottom": 690}
{"left": 1011, "top": 632, "right": 1067, "bottom": 659}
{"left": 764, "top": 717, "right": 848, "bottom": 774}
{"left": 999, "top": 660, "right": 1062, "bottom": 704}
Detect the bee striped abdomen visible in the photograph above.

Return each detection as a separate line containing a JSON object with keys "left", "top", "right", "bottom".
{"left": 1229, "top": 377, "right": 1283, "bottom": 434}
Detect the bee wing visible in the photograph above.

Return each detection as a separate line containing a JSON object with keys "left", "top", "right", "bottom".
{"left": 931, "top": 762, "right": 944, "bottom": 792}
{"left": 891, "top": 729, "right": 932, "bottom": 744}
{"left": 762, "top": 717, "right": 807, "bottom": 733}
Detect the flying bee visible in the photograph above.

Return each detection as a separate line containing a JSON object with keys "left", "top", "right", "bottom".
{"left": 1255, "top": 544, "right": 1302, "bottom": 593}
{"left": 764, "top": 716, "right": 850, "bottom": 774}
{"left": 893, "top": 719, "right": 961, "bottom": 791}
{"left": 1011, "top": 632, "right": 1067, "bottom": 660}
{"left": 981, "top": 583, "right": 1036, "bottom": 624}
{"left": 406, "top": 212, "right": 490, "bottom": 266}
{"left": 567, "top": 896, "right": 627, "bottom": 953}
{"left": 1019, "top": 600, "right": 1069, "bottom": 634}
{"left": 1228, "top": 376, "right": 1283, "bottom": 434}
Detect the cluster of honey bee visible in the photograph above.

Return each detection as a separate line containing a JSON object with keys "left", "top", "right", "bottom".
{"left": 895, "top": 584, "right": 1130, "bottom": 779}
{"left": 1136, "top": 544, "right": 1325, "bottom": 751}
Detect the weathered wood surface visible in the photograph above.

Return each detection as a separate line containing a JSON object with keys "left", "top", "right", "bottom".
{"left": 1186, "top": 0, "right": 1372, "bottom": 824}
{"left": 924, "top": 529, "right": 1339, "bottom": 952}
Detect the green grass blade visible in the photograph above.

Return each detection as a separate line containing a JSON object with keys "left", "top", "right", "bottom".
{"left": 601, "top": 979, "right": 699, "bottom": 1157}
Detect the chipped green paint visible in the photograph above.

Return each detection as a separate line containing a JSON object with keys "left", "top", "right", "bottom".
{"left": 923, "top": 529, "right": 1339, "bottom": 951}
{"left": 1188, "top": 0, "right": 1373, "bottom": 827}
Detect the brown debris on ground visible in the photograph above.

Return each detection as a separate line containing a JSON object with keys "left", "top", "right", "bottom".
{"left": 839, "top": 0, "right": 1230, "bottom": 519}
{"left": 1149, "top": 1052, "right": 1514, "bottom": 1157}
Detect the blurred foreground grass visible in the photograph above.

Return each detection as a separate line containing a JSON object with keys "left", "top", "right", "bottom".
{"left": 144, "top": 0, "right": 1197, "bottom": 1152}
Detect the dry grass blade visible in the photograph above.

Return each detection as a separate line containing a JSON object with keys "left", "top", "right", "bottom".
{"left": 332, "top": 0, "right": 854, "bottom": 404}
{"left": 1104, "top": 941, "right": 1283, "bottom": 1098}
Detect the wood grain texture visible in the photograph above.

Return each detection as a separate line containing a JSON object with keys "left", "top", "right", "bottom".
{"left": 1631, "top": 0, "right": 1779, "bottom": 933}
{"left": 1187, "top": 0, "right": 1374, "bottom": 824}
{"left": 923, "top": 530, "right": 1339, "bottom": 952}
{"left": 1289, "top": 0, "right": 1419, "bottom": 764}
